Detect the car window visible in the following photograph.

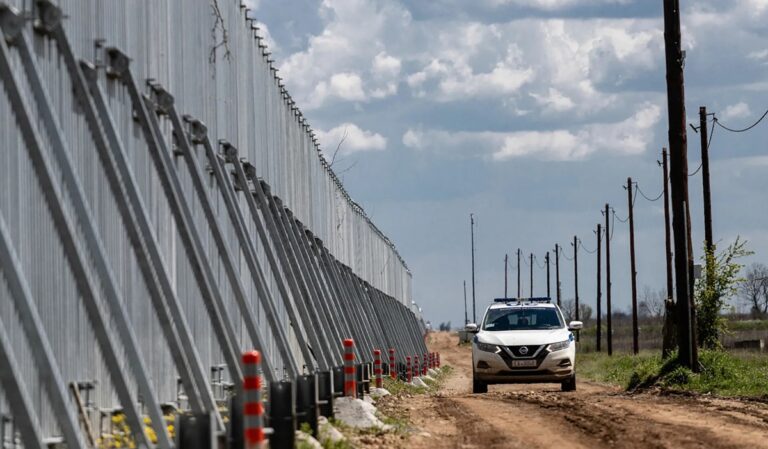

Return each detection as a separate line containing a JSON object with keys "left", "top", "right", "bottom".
{"left": 482, "top": 308, "right": 563, "bottom": 331}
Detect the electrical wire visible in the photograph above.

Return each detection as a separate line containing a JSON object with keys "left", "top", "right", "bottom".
{"left": 578, "top": 238, "right": 598, "bottom": 254}
{"left": 561, "top": 245, "right": 574, "bottom": 261}
{"left": 635, "top": 184, "right": 663, "bottom": 202}
{"left": 714, "top": 109, "right": 768, "bottom": 133}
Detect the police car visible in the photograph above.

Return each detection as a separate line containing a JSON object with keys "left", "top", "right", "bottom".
{"left": 465, "top": 297, "right": 582, "bottom": 393}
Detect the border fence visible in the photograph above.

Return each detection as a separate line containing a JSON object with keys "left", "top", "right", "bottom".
{"left": 0, "top": 1, "right": 429, "bottom": 447}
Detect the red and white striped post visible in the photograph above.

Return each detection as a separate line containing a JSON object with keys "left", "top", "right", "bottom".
{"left": 437, "top": 352, "right": 441, "bottom": 368}
{"left": 414, "top": 355, "right": 419, "bottom": 378}
{"left": 429, "top": 353, "right": 434, "bottom": 369}
{"left": 422, "top": 353, "right": 428, "bottom": 376}
{"left": 406, "top": 356, "right": 412, "bottom": 383}
{"left": 388, "top": 348, "right": 396, "bottom": 380}
{"left": 343, "top": 339, "right": 356, "bottom": 397}
{"left": 373, "top": 349, "right": 382, "bottom": 388}
{"left": 242, "top": 351, "right": 265, "bottom": 449}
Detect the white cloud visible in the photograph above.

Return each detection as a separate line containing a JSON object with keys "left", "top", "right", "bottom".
{"left": 530, "top": 88, "right": 575, "bottom": 112}
{"left": 372, "top": 52, "right": 401, "bottom": 77}
{"left": 316, "top": 123, "right": 387, "bottom": 155}
{"left": 403, "top": 104, "right": 661, "bottom": 161}
{"left": 486, "top": 0, "right": 630, "bottom": 10}
{"left": 721, "top": 102, "right": 752, "bottom": 121}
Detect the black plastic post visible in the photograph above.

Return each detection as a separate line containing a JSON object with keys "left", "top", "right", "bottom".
{"left": 296, "top": 374, "right": 319, "bottom": 436}
{"left": 228, "top": 394, "right": 243, "bottom": 449}
{"left": 177, "top": 413, "right": 215, "bottom": 449}
{"left": 332, "top": 366, "right": 344, "bottom": 398}
{"left": 317, "top": 371, "right": 334, "bottom": 418}
{"left": 268, "top": 380, "right": 295, "bottom": 449}
{"left": 355, "top": 364, "right": 365, "bottom": 398}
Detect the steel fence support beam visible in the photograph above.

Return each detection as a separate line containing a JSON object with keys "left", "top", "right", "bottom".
{"left": 0, "top": 285, "right": 46, "bottom": 449}
{"left": 228, "top": 160, "right": 318, "bottom": 372}
{"left": 0, "top": 22, "right": 153, "bottom": 448}
{"left": 80, "top": 62, "right": 216, "bottom": 419}
{"left": 0, "top": 219, "right": 85, "bottom": 449}
{"left": 202, "top": 138, "right": 299, "bottom": 380}
{"left": 310, "top": 237, "right": 356, "bottom": 347}
{"left": 112, "top": 52, "right": 242, "bottom": 381}
{"left": 166, "top": 106, "right": 276, "bottom": 382}
{"left": 254, "top": 186, "right": 333, "bottom": 370}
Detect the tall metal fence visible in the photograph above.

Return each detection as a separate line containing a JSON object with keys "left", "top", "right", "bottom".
{"left": 0, "top": 1, "right": 427, "bottom": 447}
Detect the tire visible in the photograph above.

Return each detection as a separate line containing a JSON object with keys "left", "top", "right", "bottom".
{"left": 561, "top": 374, "right": 576, "bottom": 392}
{"left": 472, "top": 377, "right": 488, "bottom": 394}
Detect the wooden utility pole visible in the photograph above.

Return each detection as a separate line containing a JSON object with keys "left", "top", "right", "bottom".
{"left": 504, "top": 254, "right": 509, "bottom": 298}
{"left": 596, "top": 224, "right": 602, "bottom": 352}
{"left": 471, "top": 214, "right": 476, "bottom": 323}
{"left": 573, "top": 236, "right": 579, "bottom": 321}
{"left": 661, "top": 148, "right": 677, "bottom": 357}
{"left": 699, "top": 107, "right": 714, "bottom": 255}
{"left": 517, "top": 249, "right": 521, "bottom": 298}
{"left": 605, "top": 203, "right": 613, "bottom": 355}
{"left": 628, "top": 178, "right": 639, "bottom": 355}
{"left": 546, "top": 252, "right": 551, "bottom": 298}
{"left": 663, "top": 0, "right": 698, "bottom": 370}
{"left": 555, "top": 244, "right": 561, "bottom": 306}
{"left": 530, "top": 253, "right": 534, "bottom": 298}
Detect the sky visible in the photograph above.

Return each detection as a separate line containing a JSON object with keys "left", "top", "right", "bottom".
{"left": 245, "top": 0, "right": 768, "bottom": 327}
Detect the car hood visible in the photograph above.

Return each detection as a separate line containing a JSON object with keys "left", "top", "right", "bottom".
{"left": 476, "top": 329, "right": 571, "bottom": 346}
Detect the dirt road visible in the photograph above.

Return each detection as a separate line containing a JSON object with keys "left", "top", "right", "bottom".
{"left": 372, "top": 332, "right": 768, "bottom": 449}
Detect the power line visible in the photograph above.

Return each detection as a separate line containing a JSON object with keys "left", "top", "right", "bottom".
{"left": 714, "top": 109, "right": 768, "bottom": 133}
{"left": 635, "top": 184, "right": 663, "bottom": 202}
{"left": 578, "top": 238, "right": 598, "bottom": 254}
{"left": 689, "top": 119, "right": 717, "bottom": 176}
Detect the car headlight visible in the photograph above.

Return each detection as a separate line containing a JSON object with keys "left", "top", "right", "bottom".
{"left": 476, "top": 342, "right": 501, "bottom": 353}
{"left": 548, "top": 336, "right": 573, "bottom": 352}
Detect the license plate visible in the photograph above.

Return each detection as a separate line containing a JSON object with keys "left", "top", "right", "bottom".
{"left": 510, "top": 360, "right": 537, "bottom": 368}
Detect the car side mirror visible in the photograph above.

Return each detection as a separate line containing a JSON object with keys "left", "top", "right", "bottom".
{"left": 465, "top": 323, "right": 479, "bottom": 333}
{"left": 568, "top": 321, "right": 583, "bottom": 331}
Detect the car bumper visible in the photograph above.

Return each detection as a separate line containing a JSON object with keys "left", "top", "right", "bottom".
{"left": 473, "top": 346, "right": 575, "bottom": 384}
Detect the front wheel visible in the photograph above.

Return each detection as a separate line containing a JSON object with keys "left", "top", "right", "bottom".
{"left": 561, "top": 374, "right": 576, "bottom": 392}
{"left": 472, "top": 377, "right": 488, "bottom": 394}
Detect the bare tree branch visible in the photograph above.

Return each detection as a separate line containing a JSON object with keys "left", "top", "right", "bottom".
{"left": 329, "top": 127, "right": 348, "bottom": 168}
{"left": 209, "top": 0, "right": 232, "bottom": 64}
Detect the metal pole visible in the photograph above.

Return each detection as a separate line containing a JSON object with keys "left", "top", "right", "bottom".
{"left": 628, "top": 178, "right": 639, "bottom": 355}
{"left": 504, "top": 254, "right": 508, "bottom": 298}
{"left": 546, "top": 252, "right": 551, "bottom": 298}
{"left": 663, "top": 0, "right": 698, "bottom": 370}
{"left": 470, "top": 214, "right": 476, "bottom": 322}
{"left": 463, "top": 281, "right": 468, "bottom": 325}
{"left": 555, "top": 245, "right": 561, "bottom": 306}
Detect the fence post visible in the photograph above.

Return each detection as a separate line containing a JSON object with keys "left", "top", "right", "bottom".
{"left": 242, "top": 351, "right": 264, "bottom": 449}
{"left": 388, "top": 348, "right": 396, "bottom": 379}
{"left": 343, "top": 339, "right": 356, "bottom": 397}
{"left": 373, "top": 350, "right": 382, "bottom": 389}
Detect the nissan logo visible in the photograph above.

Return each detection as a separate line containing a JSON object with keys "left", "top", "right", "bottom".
{"left": 519, "top": 346, "right": 529, "bottom": 355}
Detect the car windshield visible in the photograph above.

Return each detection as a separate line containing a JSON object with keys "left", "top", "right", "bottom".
{"left": 482, "top": 307, "right": 563, "bottom": 331}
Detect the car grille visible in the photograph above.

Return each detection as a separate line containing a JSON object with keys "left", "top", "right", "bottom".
{"left": 506, "top": 345, "right": 543, "bottom": 358}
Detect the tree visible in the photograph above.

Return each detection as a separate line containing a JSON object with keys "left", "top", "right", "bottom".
{"left": 740, "top": 263, "right": 768, "bottom": 318}
{"left": 578, "top": 303, "right": 593, "bottom": 323}
{"left": 561, "top": 298, "right": 576, "bottom": 322}
{"left": 695, "top": 238, "right": 752, "bottom": 349}
{"left": 438, "top": 322, "right": 452, "bottom": 332}
{"left": 638, "top": 286, "right": 665, "bottom": 319}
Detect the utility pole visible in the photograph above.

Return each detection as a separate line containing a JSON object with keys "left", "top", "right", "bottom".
{"left": 546, "top": 252, "right": 551, "bottom": 298}
{"left": 529, "top": 253, "right": 534, "bottom": 298}
{"left": 504, "top": 254, "right": 509, "bottom": 298}
{"left": 555, "top": 244, "right": 561, "bottom": 306}
{"left": 628, "top": 178, "right": 639, "bottom": 355}
{"left": 661, "top": 148, "right": 676, "bottom": 357}
{"left": 470, "top": 214, "right": 476, "bottom": 323}
{"left": 605, "top": 203, "right": 613, "bottom": 356}
{"left": 596, "top": 224, "right": 602, "bottom": 352}
{"left": 663, "top": 0, "right": 698, "bottom": 370}
{"left": 463, "top": 281, "right": 468, "bottom": 325}
{"left": 517, "top": 249, "right": 521, "bottom": 298}
{"left": 700, "top": 107, "right": 714, "bottom": 255}
{"left": 573, "top": 236, "right": 579, "bottom": 321}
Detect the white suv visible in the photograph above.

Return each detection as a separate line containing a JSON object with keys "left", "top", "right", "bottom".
{"left": 467, "top": 298, "right": 582, "bottom": 393}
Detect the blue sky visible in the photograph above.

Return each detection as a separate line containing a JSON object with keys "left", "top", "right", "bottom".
{"left": 246, "top": 0, "right": 768, "bottom": 326}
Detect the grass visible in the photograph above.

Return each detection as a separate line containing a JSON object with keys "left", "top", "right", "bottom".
{"left": 578, "top": 349, "right": 768, "bottom": 398}
{"left": 382, "top": 366, "right": 454, "bottom": 396}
